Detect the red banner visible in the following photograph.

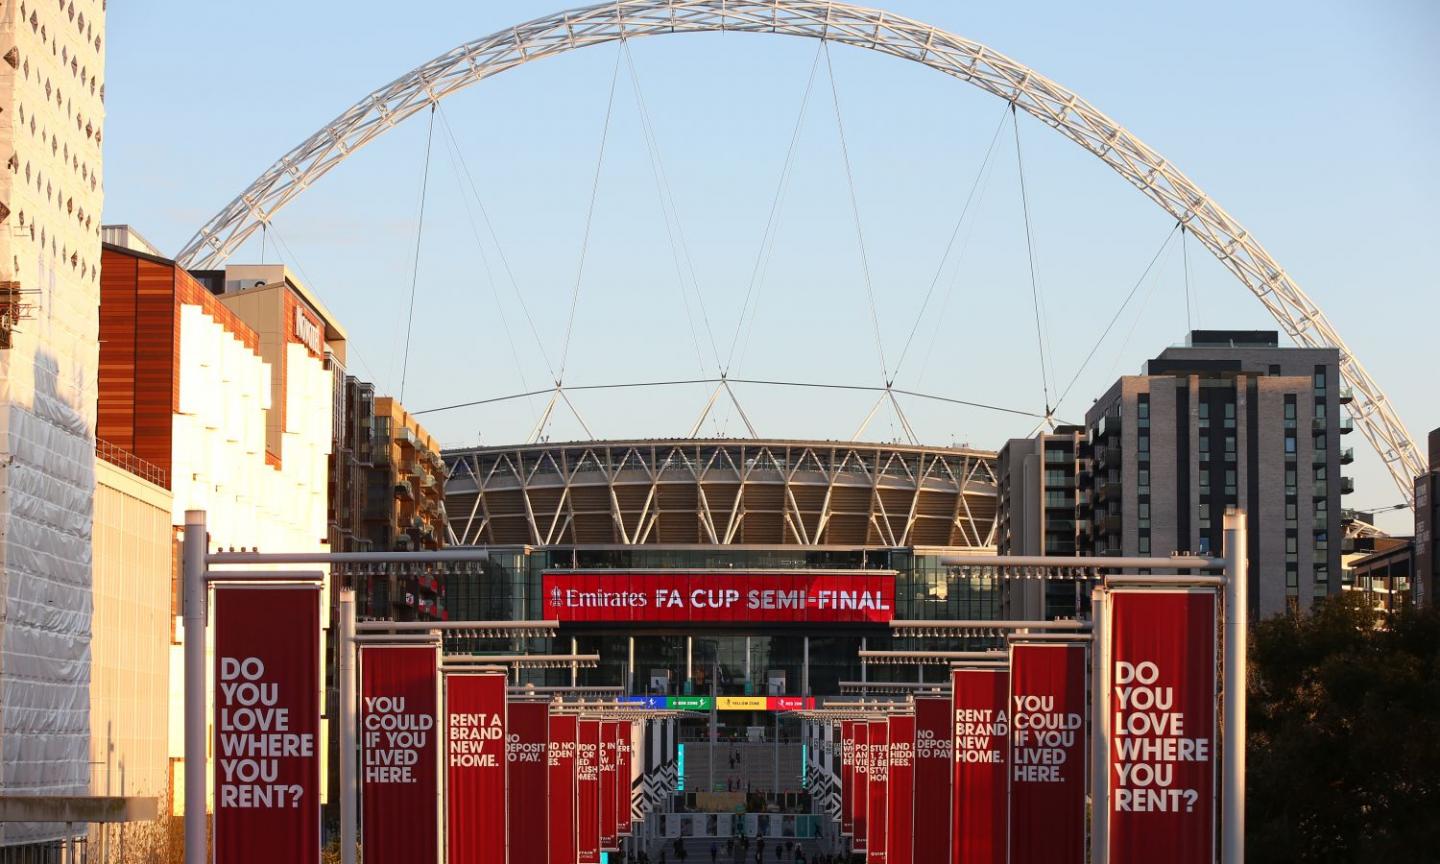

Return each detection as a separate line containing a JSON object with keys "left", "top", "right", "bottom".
{"left": 868, "top": 719, "right": 890, "bottom": 863}
{"left": 951, "top": 667, "right": 1007, "bottom": 864}
{"left": 446, "top": 672, "right": 507, "bottom": 864}
{"left": 1008, "top": 642, "right": 1087, "bottom": 864}
{"left": 840, "top": 720, "right": 856, "bottom": 837}
{"left": 913, "top": 696, "right": 952, "bottom": 864}
{"left": 887, "top": 714, "right": 916, "bottom": 864}
{"left": 542, "top": 571, "right": 895, "bottom": 623}
{"left": 853, "top": 720, "right": 870, "bottom": 852}
{"left": 213, "top": 586, "right": 320, "bottom": 864}
{"left": 617, "top": 721, "right": 635, "bottom": 835}
{"left": 1108, "top": 590, "right": 1218, "bottom": 864}
{"left": 548, "top": 714, "right": 578, "bottom": 864}
{"left": 360, "top": 645, "right": 438, "bottom": 864}
{"left": 576, "top": 718, "right": 601, "bottom": 863}
{"left": 508, "top": 702, "right": 549, "bottom": 864}
{"left": 599, "top": 720, "right": 619, "bottom": 850}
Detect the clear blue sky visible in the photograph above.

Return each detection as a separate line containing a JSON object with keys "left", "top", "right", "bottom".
{"left": 103, "top": 0, "right": 1437, "bottom": 529}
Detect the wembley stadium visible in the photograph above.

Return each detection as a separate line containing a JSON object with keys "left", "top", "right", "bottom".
{"left": 439, "top": 437, "right": 1013, "bottom": 734}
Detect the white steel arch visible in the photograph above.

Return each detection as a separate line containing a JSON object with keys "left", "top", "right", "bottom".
{"left": 173, "top": 0, "right": 1425, "bottom": 506}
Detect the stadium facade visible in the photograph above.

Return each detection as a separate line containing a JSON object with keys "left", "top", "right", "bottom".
{"left": 441, "top": 439, "right": 1007, "bottom": 726}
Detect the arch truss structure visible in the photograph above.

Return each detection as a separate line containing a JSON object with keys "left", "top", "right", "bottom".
{"left": 173, "top": 0, "right": 1424, "bottom": 506}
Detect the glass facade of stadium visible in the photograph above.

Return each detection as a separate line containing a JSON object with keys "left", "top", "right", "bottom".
{"left": 441, "top": 546, "right": 1015, "bottom": 697}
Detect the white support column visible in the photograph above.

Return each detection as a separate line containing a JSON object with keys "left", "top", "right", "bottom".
{"left": 1223, "top": 510, "right": 1248, "bottom": 864}
{"left": 1090, "top": 585, "right": 1109, "bottom": 864}
{"left": 183, "top": 511, "right": 207, "bottom": 864}
{"left": 338, "top": 589, "right": 357, "bottom": 864}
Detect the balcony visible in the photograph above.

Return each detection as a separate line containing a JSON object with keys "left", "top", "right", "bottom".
{"left": 395, "top": 478, "right": 414, "bottom": 500}
{"left": 1340, "top": 476, "right": 1355, "bottom": 495}
{"left": 1339, "top": 447, "right": 1354, "bottom": 465}
{"left": 1101, "top": 514, "right": 1124, "bottom": 534}
{"left": 1338, "top": 416, "right": 1354, "bottom": 434}
{"left": 1338, "top": 386, "right": 1354, "bottom": 404}
{"left": 395, "top": 426, "right": 418, "bottom": 450}
{"left": 1095, "top": 479, "right": 1123, "bottom": 502}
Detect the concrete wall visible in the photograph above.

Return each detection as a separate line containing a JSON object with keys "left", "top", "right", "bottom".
{"left": 0, "top": 0, "right": 106, "bottom": 845}
{"left": 90, "top": 460, "right": 172, "bottom": 858}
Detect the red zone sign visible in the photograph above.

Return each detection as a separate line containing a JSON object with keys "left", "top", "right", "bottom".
{"left": 542, "top": 571, "right": 897, "bottom": 623}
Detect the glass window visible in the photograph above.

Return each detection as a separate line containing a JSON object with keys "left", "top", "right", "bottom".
{"left": 1285, "top": 436, "right": 1296, "bottom": 454}
{"left": 1138, "top": 435, "right": 1150, "bottom": 453}
{"left": 1225, "top": 436, "right": 1236, "bottom": 453}
{"left": 1287, "top": 536, "right": 1298, "bottom": 554}
{"left": 1285, "top": 502, "right": 1297, "bottom": 520}
{"left": 1315, "top": 402, "right": 1326, "bottom": 419}
{"left": 1284, "top": 402, "right": 1297, "bottom": 420}
{"left": 1314, "top": 465, "right": 1327, "bottom": 483}
{"left": 1314, "top": 370, "right": 1327, "bottom": 391}
{"left": 1138, "top": 537, "right": 1151, "bottom": 554}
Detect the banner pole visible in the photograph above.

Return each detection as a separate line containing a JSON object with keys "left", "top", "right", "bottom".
{"left": 1090, "top": 585, "right": 1109, "bottom": 864}
{"left": 183, "top": 510, "right": 207, "bottom": 864}
{"left": 338, "top": 590, "right": 357, "bottom": 864}
{"left": 1222, "top": 510, "right": 1248, "bottom": 864}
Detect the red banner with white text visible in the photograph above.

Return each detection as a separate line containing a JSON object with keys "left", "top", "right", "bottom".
{"left": 446, "top": 672, "right": 507, "bottom": 864}
{"left": 841, "top": 720, "right": 856, "bottom": 837}
{"left": 617, "top": 721, "right": 635, "bottom": 835}
{"left": 600, "top": 720, "right": 619, "bottom": 850}
{"left": 508, "top": 701, "right": 549, "bottom": 864}
{"left": 542, "top": 571, "right": 895, "bottom": 623}
{"left": 951, "top": 667, "right": 1007, "bottom": 864}
{"left": 213, "top": 586, "right": 321, "bottom": 864}
{"left": 576, "top": 718, "right": 601, "bottom": 863}
{"left": 913, "top": 696, "right": 952, "bottom": 864}
{"left": 1108, "top": 589, "right": 1218, "bottom": 864}
{"left": 548, "top": 714, "right": 578, "bottom": 864}
{"left": 1008, "top": 642, "right": 1087, "bottom": 864}
{"left": 887, "top": 714, "right": 916, "bottom": 864}
{"left": 360, "top": 645, "right": 438, "bottom": 864}
{"left": 853, "top": 720, "right": 870, "bottom": 852}
{"left": 868, "top": 719, "right": 890, "bottom": 863}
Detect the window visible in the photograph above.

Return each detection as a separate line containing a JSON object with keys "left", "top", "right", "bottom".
{"left": 1284, "top": 402, "right": 1297, "bottom": 420}
{"left": 1224, "top": 402, "right": 1236, "bottom": 429}
{"left": 1225, "top": 436, "right": 1236, "bottom": 454}
{"left": 1199, "top": 403, "right": 1210, "bottom": 429}
{"left": 1138, "top": 469, "right": 1150, "bottom": 490}
{"left": 1286, "top": 468, "right": 1298, "bottom": 494}
{"left": 1314, "top": 465, "right": 1327, "bottom": 484}
{"left": 1139, "top": 502, "right": 1150, "bottom": 529}
{"left": 1199, "top": 472, "right": 1210, "bottom": 490}
{"left": 1225, "top": 469, "right": 1237, "bottom": 497}
{"left": 1138, "top": 537, "right": 1151, "bottom": 554}
{"left": 1200, "top": 437, "right": 1211, "bottom": 456}
{"left": 1315, "top": 433, "right": 1327, "bottom": 451}
{"left": 1314, "top": 369, "right": 1327, "bottom": 392}
{"left": 1285, "top": 502, "right": 1297, "bottom": 521}
{"left": 1285, "top": 436, "right": 1297, "bottom": 454}
{"left": 1138, "top": 435, "right": 1150, "bottom": 453}
{"left": 1045, "top": 469, "right": 1068, "bottom": 487}
{"left": 1287, "top": 536, "right": 1298, "bottom": 554}
{"left": 1315, "top": 402, "right": 1326, "bottom": 420}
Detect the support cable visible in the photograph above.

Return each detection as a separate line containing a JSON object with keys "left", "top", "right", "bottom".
{"left": 399, "top": 103, "right": 437, "bottom": 402}
{"left": 892, "top": 105, "right": 1010, "bottom": 381}
{"left": 415, "top": 377, "right": 1053, "bottom": 422}
{"left": 823, "top": 41, "right": 889, "bottom": 383}
{"left": 1182, "top": 224, "right": 1198, "bottom": 331}
{"left": 725, "top": 41, "right": 825, "bottom": 375}
{"left": 624, "top": 40, "right": 725, "bottom": 371}
{"left": 437, "top": 103, "right": 558, "bottom": 380}
{"left": 1011, "top": 103, "right": 1054, "bottom": 416}
{"left": 622, "top": 41, "right": 717, "bottom": 377}
{"left": 556, "top": 43, "right": 624, "bottom": 384}
{"left": 434, "top": 109, "right": 541, "bottom": 428}
{"left": 1050, "top": 223, "right": 1180, "bottom": 415}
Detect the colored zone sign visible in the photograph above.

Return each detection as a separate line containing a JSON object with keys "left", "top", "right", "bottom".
{"left": 618, "top": 696, "right": 815, "bottom": 711}
{"left": 542, "top": 571, "right": 896, "bottom": 623}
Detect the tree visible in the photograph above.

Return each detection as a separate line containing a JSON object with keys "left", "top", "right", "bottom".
{"left": 1247, "top": 591, "right": 1440, "bottom": 861}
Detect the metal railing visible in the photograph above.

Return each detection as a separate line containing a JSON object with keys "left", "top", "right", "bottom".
{"left": 96, "top": 438, "right": 168, "bottom": 487}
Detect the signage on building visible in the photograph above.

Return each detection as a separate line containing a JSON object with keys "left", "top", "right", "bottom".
{"left": 912, "top": 696, "right": 952, "bottom": 863}
{"left": 360, "top": 645, "right": 439, "bottom": 864}
{"left": 1008, "top": 642, "right": 1088, "bottom": 864}
{"left": 867, "top": 719, "right": 890, "bottom": 863}
{"left": 445, "top": 672, "right": 507, "bottom": 864}
{"left": 212, "top": 586, "right": 321, "bottom": 864}
{"left": 541, "top": 571, "right": 896, "bottom": 623}
{"left": 507, "top": 701, "right": 549, "bottom": 864}
{"left": 292, "top": 304, "right": 324, "bottom": 356}
{"left": 951, "top": 666, "right": 1008, "bottom": 864}
{"left": 617, "top": 721, "right": 636, "bottom": 836}
{"left": 1107, "top": 590, "right": 1218, "bottom": 864}
{"left": 548, "top": 714, "right": 578, "bottom": 864}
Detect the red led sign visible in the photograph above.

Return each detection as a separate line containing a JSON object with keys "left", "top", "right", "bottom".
{"left": 541, "top": 571, "right": 896, "bottom": 623}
